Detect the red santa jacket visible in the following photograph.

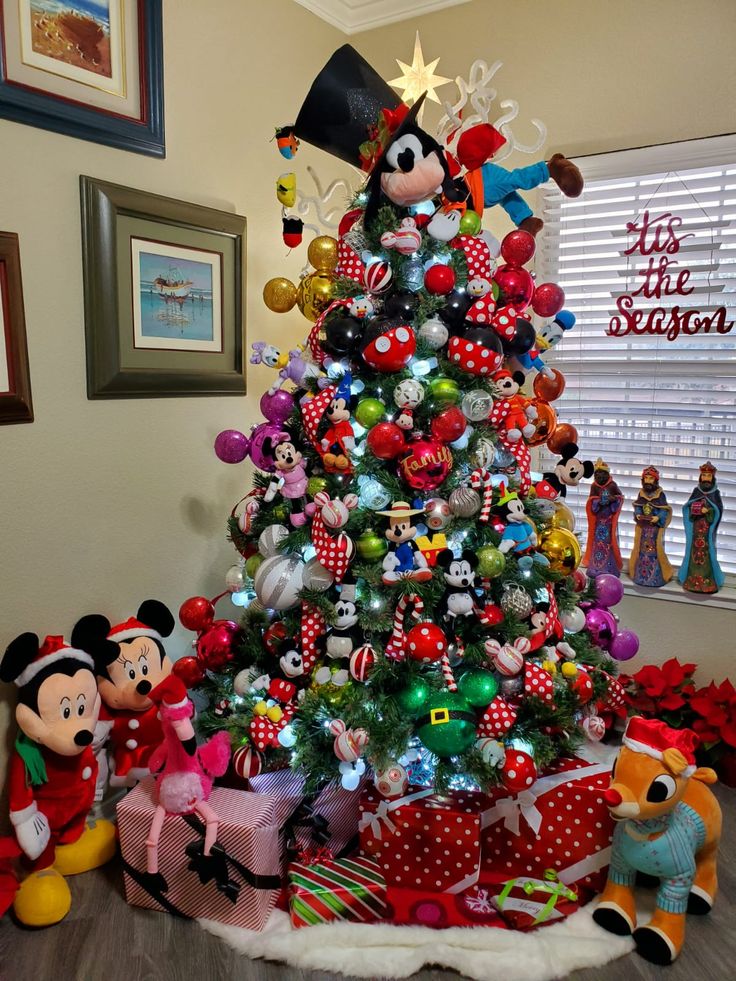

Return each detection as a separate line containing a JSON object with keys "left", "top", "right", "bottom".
{"left": 9, "top": 745, "right": 97, "bottom": 832}
{"left": 99, "top": 703, "right": 163, "bottom": 776}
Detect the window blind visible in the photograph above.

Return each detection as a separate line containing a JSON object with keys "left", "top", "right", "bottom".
{"left": 536, "top": 136, "right": 736, "bottom": 573}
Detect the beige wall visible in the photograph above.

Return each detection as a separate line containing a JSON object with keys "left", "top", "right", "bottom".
{"left": 0, "top": 0, "right": 350, "bottom": 790}
{"left": 2, "top": 0, "right": 735, "bottom": 793}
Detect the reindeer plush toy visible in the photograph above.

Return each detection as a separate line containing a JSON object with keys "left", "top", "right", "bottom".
{"left": 594, "top": 716, "right": 721, "bottom": 965}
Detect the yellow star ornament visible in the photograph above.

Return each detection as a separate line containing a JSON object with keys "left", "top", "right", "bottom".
{"left": 389, "top": 32, "right": 451, "bottom": 119}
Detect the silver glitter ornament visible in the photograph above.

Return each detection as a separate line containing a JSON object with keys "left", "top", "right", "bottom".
{"left": 500, "top": 584, "right": 534, "bottom": 619}
{"left": 461, "top": 390, "right": 494, "bottom": 423}
{"left": 449, "top": 486, "right": 481, "bottom": 518}
{"left": 418, "top": 316, "right": 449, "bottom": 350}
{"left": 499, "top": 675, "right": 524, "bottom": 698}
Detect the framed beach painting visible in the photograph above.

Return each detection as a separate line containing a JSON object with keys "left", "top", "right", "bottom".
{"left": 0, "top": 0, "right": 164, "bottom": 156}
{"left": 0, "top": 232, "right": 34, "bottom": 424}
{"left": 80, "top": 176, "right": 246, "bottom": 398}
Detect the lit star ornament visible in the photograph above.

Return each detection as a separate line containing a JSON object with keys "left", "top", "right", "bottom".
{"left": 389, "top": 32, "right": 451, "bottom": 120}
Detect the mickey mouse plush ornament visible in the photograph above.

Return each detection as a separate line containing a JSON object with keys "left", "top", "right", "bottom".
{"left": 71, "top": 600, "right": 176, "bottom": 799}
{"left": 539, "top": 442, "right": 595, "bottom": 499}
{"left": 1, "top": 632, "right": 117, "bottom": 926}
{"left": 436, "top": 549, "right": 479, "bottom": 622}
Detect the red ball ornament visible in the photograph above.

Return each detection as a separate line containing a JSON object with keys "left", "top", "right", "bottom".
{"left": 500, "top": 230, "right": 536, "bottom": 267}
{"left": 263, "top": 621, "right": 288, "bottom": 655}
{"left": 447, "top": 327, "right": 504, "bottom": 376}
{"left": 572, "top": 569, "right": 587, "bottom": 592}
{"left": 399, "top": 436, "right": 453, "bottom": 491}
{"left": 531, "top": 282, "right": 565, "bottom": 318}
{"left": 406, "top": 622, "right": 448, "bottom": 663}
{"left": 179, "top": 595, "right": 215, "bottom": 632}
{"left": 431, "top": 405, "right": 467, "bottom": 444}
{"left": 493, "top": 264, "right": 535, "bottom": 310}
{"left": 350, "top": 644, "right": 376, "bottom": 681}
{"left": 424, "top": 264, "right": 456, "bottom": 295}
{"left": 367, "top": 421, "right": 407, "bottom": 459}
{"left": 501, "top": 749, "right": 537, "bottom": 791}
{"left": 173, "top": 655, "right": 205, "bottom": 688}
{"left": 364, "top": 258, "right": 393, "bottom": 293}
{"left": 361, "top": 322, "right": 416, "bottom": 372}
{"left": 232, "top": 744, "right": 263, "bottom": 780}
{"left": 479, "top": 604, "right": 504, "bottom": 626}
{"left": 533, "top": 367, "right": 566, "bottom": 402}
{"left": 197, "top": 619, "right": 241, "bottom": 671}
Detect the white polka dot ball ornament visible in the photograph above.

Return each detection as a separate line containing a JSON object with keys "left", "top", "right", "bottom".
{"left": 374, "top": 762, "right": 409, "bottom": 798}
{"left": 500, "top": 749, "right": 537, "bottom": 791}
{"left": 406, "top": 622, "right": 448, "bottom": 664}
{"left": 232, "top": 744, "right": 263, "bottom": 780}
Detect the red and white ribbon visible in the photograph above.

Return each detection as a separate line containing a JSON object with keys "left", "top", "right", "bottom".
{"left": 440, "top": 653, "right": 457, "bottom": 691}
{"left": 301, "top": 601, "right": 325, "bottom": 674}
{"left": 384, "top": 593, "right": 424, "bottom": 661}
{"left": 470, "top": 468, "right": 493, "bottom": 523}
{"left": 306, "top": 298, "right": 352, "bottom": 365}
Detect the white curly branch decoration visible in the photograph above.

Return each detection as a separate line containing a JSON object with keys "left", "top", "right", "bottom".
{"left": 295, "top": 166, "right": 358, "bottom": 231}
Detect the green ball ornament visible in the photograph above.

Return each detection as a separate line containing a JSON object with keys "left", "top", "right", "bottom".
{"left": 395, "top": 676, "right": 432, "bottom": 718}
{"left": 429, "top": 377, "right": 460, "bottom": 404}
{"left": 457, "top": 668, "right": 499, "bottom": 708}
{"left": 244, "top": 553, "right": 264, "bottom": 579}
{"left": 307, "top": 476, "right": 328, "bottom": 496}
{"left": 355, "top": 398, "right": 386, "bottom": 428}
{"left": 477, "top": 545, "right": 506, "bottom": 578}
{"left": 356, "top": 528, "right": 388, "bottom": 561}
{"left": 416, "top": 691, "right": 477, "bottom": 757}
{"left": 459, "top": 210, "right": 482, "bottom": 236}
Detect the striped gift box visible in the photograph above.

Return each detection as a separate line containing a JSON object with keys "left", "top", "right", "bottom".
{"left": 117, "top": 777, "right": 282, "bottom": 929}
{"left": 288, "top": 855, "right": 387, "bottom": 928}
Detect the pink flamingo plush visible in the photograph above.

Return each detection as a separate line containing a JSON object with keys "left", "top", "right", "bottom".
{"left": 144, "top": 676, "right": 230, "bottom": 892}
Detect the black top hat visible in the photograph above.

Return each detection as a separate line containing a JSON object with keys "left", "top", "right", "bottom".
{"left": 294, "top": 44, "right": 424, "bottom": 172}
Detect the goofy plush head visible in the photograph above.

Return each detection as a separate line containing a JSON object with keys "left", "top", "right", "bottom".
{"left": 0, "top": 634, "right": 101, "bottom": 757}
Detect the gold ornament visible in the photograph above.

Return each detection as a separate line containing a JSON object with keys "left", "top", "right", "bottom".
{"left": 540, "top": 499, "right": 576, "bottom": 533}
{"left": 307, "top": 235, "right": 339, "bottom": 273}
{"left": 539, "top": 527, "right": 582, "bottom": 575}
{"left": 297, "top": 271, "right": 335, "bottom": 322}
{"left": 263, "top": 277, "right": 298, "bottom": 313}
{"left": 561, "top": 662, "right": 578, "bottom": 678}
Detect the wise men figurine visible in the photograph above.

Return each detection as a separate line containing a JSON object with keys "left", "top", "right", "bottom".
{"left": 583, "top": 459, "right": 624, "bottom": 578}
{"left": 629, "top": 466, "right": 674, "bottom": 587}
{"left": 678, "top": 462, "right": 725, "bottom": 594}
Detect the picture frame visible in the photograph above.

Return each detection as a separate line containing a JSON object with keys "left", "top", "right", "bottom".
{"left": 0, "top": 231, "right": 34, "bottom": 424}
{"left": 0, "top": 0, "right": 164, "bottom": 157}
{"left": 80, "top": 176, "right": 247, "bottom": 398}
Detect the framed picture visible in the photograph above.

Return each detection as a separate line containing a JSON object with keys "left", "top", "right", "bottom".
{"left": 0, "top": 0, "right": 164, "bottom": 157}
{"left": 80, "top": 176, "right": 246, "bottom": 398}
{"left": 0, "top": 231, "right": 33, "bottom": 424}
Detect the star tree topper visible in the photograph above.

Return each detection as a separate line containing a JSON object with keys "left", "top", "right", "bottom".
{"left": 389, "top": 32, "right": 451, "bottom": 121}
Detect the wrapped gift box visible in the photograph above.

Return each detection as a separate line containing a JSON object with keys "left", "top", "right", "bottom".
{"left": 491, "top": 873, "right": 580, "bottom": 930}
{"left": 359, "top": 786, "right": 487, "bottom": 893}
{"left": 118, "top": 778, "right": 282, "bottom": 928}
{"left": 480, "top": 756, "right": 614, "bottom": 894}
{"left": 386, "top": 876, "right": 508, "bottom": 929}
{"left": 288, "top": 854, "right": 387, "bottom": 928}
{"left": 249, "top": 769, "right": 366, "bottom": 868}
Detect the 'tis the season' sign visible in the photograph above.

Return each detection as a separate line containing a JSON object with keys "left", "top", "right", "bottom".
{"left": 607, "top": 210, "right": 734, "bottom": 341}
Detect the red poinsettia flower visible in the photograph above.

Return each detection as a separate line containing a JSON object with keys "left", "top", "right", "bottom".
{"left": 661, "top": 658, "right": 697, "bottom": 688}
{"left": 659, "top": 692, "right": 688, "bottom": 711}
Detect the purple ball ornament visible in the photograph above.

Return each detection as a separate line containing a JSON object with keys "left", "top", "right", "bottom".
{"left": 215, "top": 429, "right": 250, "bottom": 464}
{"left": 594, "top": 574, "right": 625, "bottom": 609}
{"left": 609, "top": 629, "right": 640, "bottom": 661}
{"left": 260, "top": 389, "right": 295, "bottom": 426}
{"left": 249, "top": 421, "right": 286, "bottom": 472}
{"left": 585, "top": 608, "right": 618, "bottom": 650}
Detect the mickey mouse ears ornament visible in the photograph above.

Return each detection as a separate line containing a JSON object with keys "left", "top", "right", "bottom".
{"left": 293, "top": 44, "right": 424, "bottom": 174}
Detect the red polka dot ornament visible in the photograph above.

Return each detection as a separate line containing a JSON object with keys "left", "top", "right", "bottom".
{"left": 500, "top": 748, "right": 537, "bottom": 791}
{"left": 360, "top": 319, "right": 416, "bottom": 372}
{"left": 406, "top": 622, "right": 448, "bottom": 664}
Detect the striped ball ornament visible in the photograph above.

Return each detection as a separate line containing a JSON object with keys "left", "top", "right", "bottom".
{"left": 492, "top": 645, "right": 525, "bottom": 677}
{"left": 232, "top": 744, "right": 263, "bottom": 780}
{"left": 363, "top": 258, "right": 392, "bottom": 293}
{"left": 350, "top": 644, "right": 376, "bottom": 682}
{"left": 254, "top": 554, "right": 303, "bottom": 610}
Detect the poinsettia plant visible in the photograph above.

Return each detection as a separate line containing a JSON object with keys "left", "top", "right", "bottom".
{"left": 690, "top": 679, "right": 736, "bottom": 749}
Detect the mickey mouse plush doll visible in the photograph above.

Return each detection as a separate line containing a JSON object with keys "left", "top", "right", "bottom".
{"left": 71, "top": 600, "right": 175, "bottom": 800}
{"left": 1, "top": 632, "right": 117, "bottom": 926}
{"left": 538, "top": 442, "right": 595, "bottom": 499}
{"left": 436, "top": 549, "right": 480, "bottom": 622}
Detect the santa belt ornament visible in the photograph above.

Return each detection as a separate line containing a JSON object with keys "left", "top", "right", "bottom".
{"left": 415, "top": 707, "right": 476, "bottom": 729}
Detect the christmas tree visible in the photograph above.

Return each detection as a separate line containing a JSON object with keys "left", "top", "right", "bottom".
{"left": 181, "top": 45, "right": 636, "bottom": 797}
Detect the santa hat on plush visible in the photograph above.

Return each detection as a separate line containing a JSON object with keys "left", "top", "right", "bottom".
{"left": 623, "top": 717, "right": 699, "bottom": 777}
{"left": 0, "top": 634, "right": 93, "bottom": 688}
{"left": 149, "top": 675, "right": 192, "bottom": 719}
{"left": 106, "top": 600, "right": 175, "bottom": 644}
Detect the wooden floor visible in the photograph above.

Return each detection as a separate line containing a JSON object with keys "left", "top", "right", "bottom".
{"left": 1, "top": 785, "right": 734, "bottom": 981}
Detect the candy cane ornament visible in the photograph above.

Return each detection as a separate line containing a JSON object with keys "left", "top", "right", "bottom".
{"left": 470, "top": 468, "right": 494, "bottom": 523}
{"left": 440, "top": 653, "right": 458, "bottom": 691}
{"left": 384, "top": 593, "right": 424, "bottom": 661}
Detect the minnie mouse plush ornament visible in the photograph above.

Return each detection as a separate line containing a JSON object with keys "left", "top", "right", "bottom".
{"left": 1, "top": 632, "right": 117, "bottom": 926}
{"left": 71, "top": 600, "right": 175, "bottom": 799}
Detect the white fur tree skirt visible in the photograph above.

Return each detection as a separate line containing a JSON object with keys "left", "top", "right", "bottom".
{"left": 199, "top": 902, "right": 634, "bottom": 981}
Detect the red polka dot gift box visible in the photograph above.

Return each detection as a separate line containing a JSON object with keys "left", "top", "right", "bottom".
{"left": 117, "top": 778, "right": 282, "bottom": 928}
{"left": 480, "top": 756, "right": 615, "bottom": 896}
{"left": 358, "top": 786, "right": 486, "bottom": 894}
